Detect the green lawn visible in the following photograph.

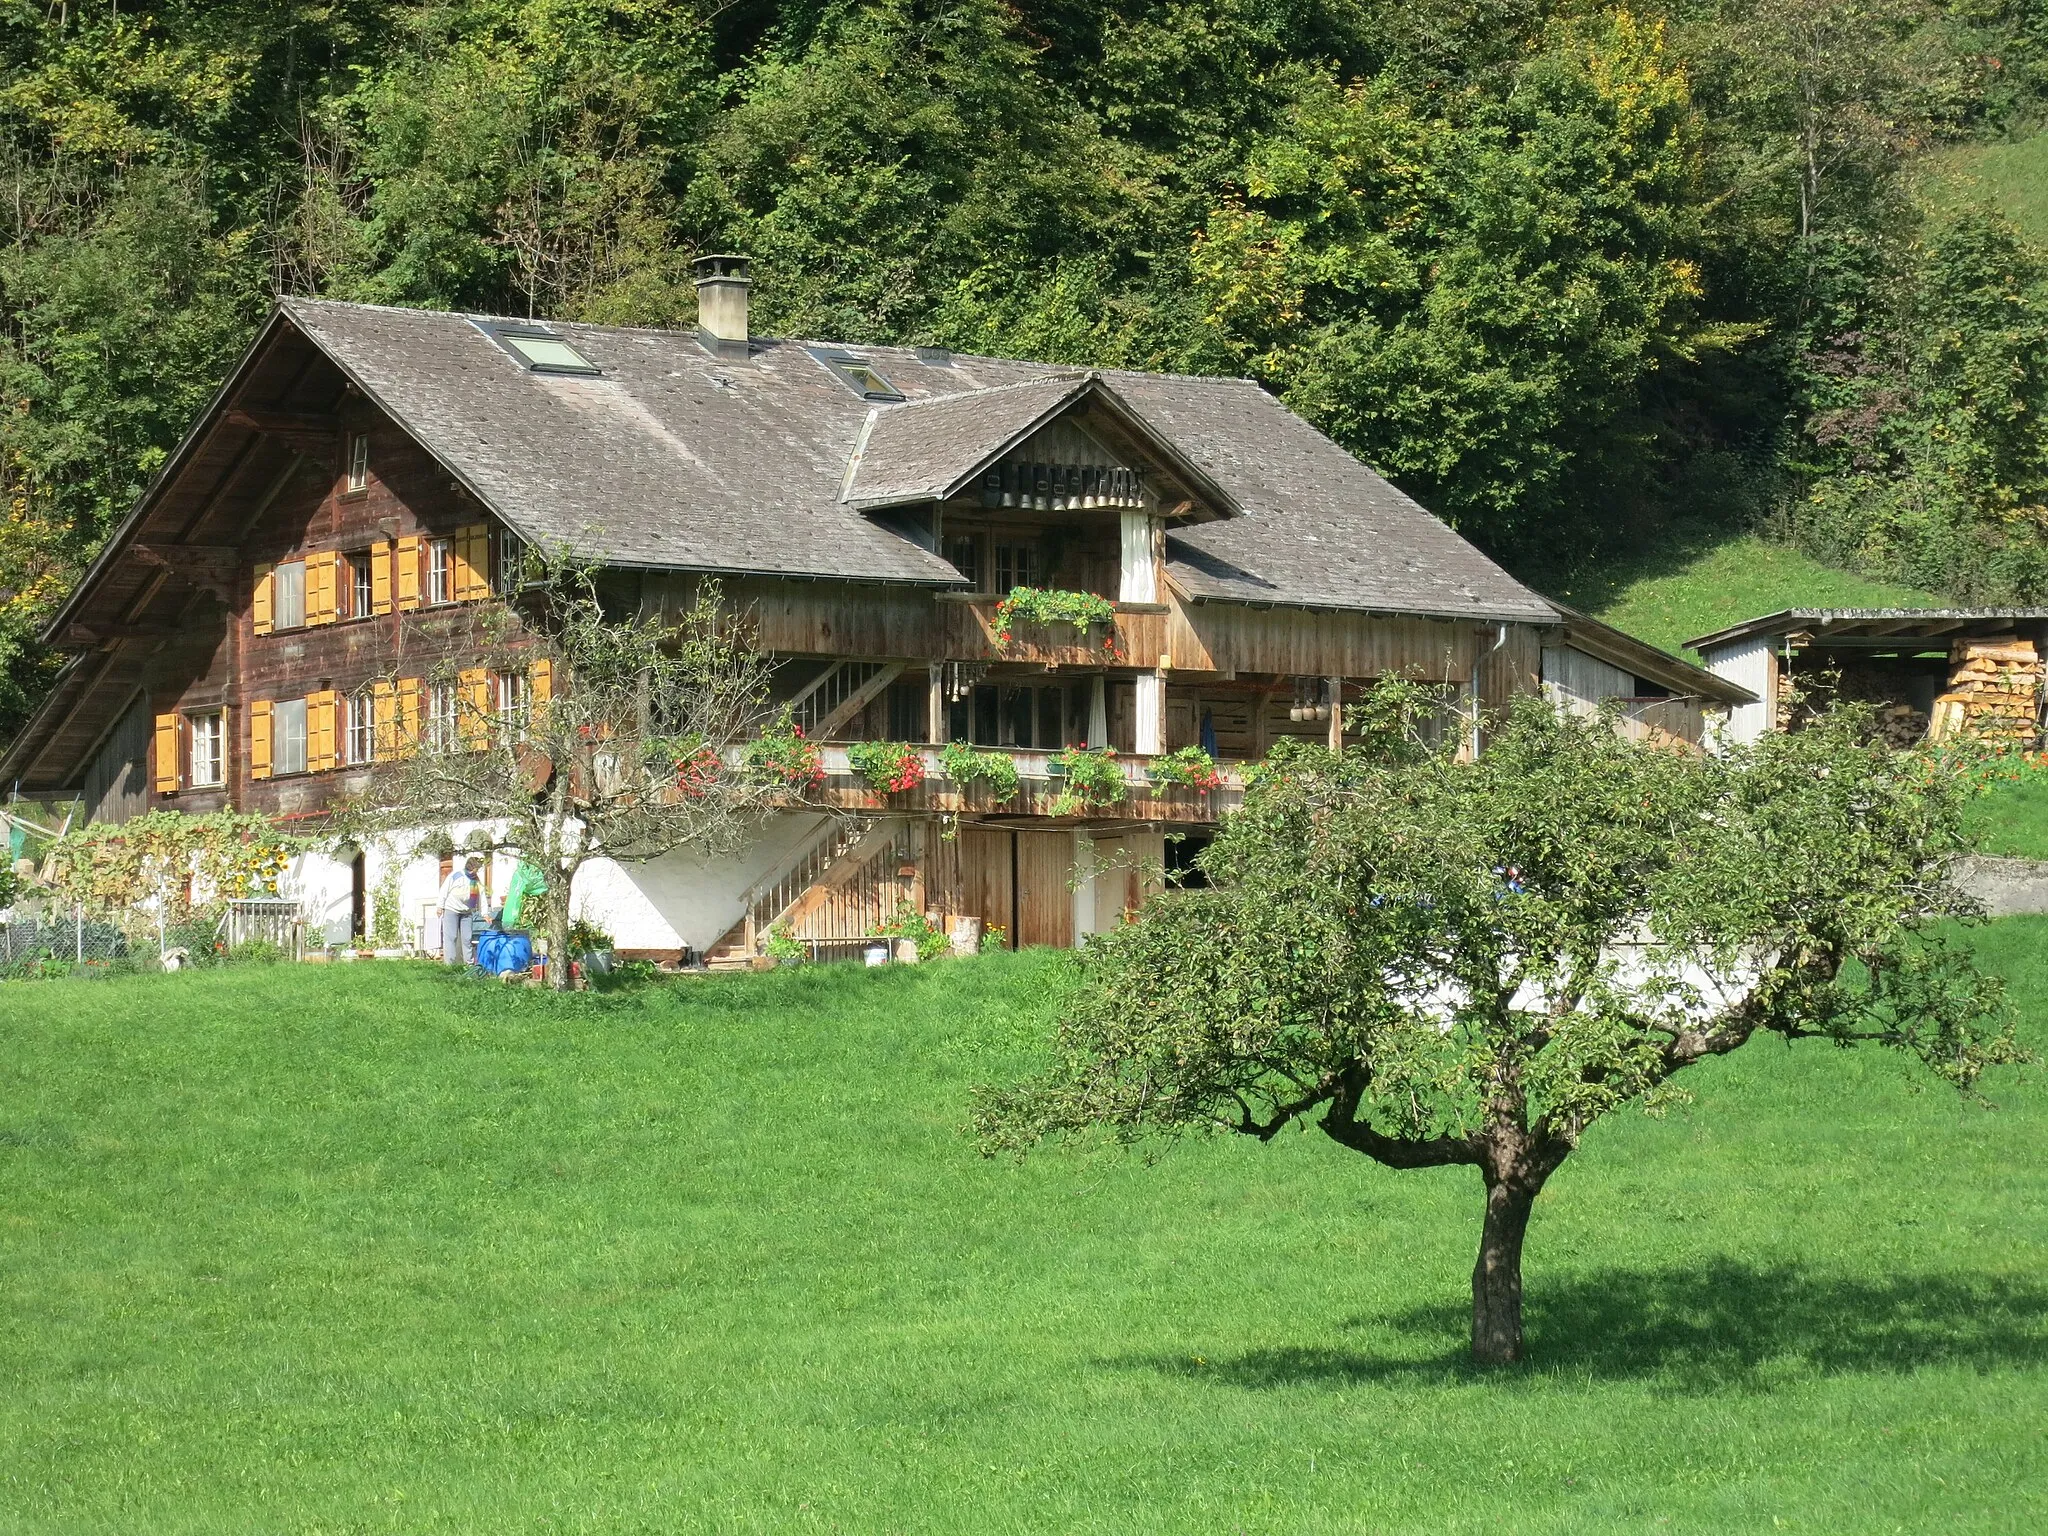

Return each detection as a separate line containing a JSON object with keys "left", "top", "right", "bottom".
{"left": 1968, "top": 771, "right": 2048, "bottom": 861}
{"left": 1921, "top": 129, "right": 2048, "bottom": 245}
{"left": 1536, "top": 530, "right": 1942, "bottom": 660}
{"left": 2, "top": 946, "right": 2044, "bottom": 1533}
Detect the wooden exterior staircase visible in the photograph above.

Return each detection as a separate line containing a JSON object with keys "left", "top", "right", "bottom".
{"left": 701, "top": 814, "right": 917, "bottom": 968}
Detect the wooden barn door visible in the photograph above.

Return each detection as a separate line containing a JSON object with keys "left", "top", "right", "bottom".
{"left": 1016, "top": 831, "right": 1074, "bottom": 950}
{"left": 959, "top": 826, "right": 1015, "bottom": 948}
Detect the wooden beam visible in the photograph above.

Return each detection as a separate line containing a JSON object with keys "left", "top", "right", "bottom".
{"left": 226, "top": 407, "right": 339, "bottom": 435}
{"left": 53, "top": 621, "right": 181, "bottom": 649}
{"left": 816, "top": 660, "right": 905, "bottom": 739}
{"left": 130, "top": 544, "right": 238, "bottom": 601}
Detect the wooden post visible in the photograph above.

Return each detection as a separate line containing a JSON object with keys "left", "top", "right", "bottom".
{"left": 928, "top": 663, "right": 946, "bottom": 744}
{"left": 1135, "top": 672, "right": 1165, "bottom": 756}
{"left": 1327, "top": 675, "right": 1344, "bottom": 752}
{"left": 1088, "top": 674, "right": 1109, "bottom": 749}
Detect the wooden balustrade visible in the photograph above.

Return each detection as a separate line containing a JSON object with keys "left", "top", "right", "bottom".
{"left": 723, "top": 742, "right": 1242, "bottom": 824}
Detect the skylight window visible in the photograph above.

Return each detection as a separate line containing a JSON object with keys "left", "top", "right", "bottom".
{"left": 474, "top": 319, "right": 604, "bottom": 375}
{"left": 810, "top": 348, "right": 903, "bottom": 401}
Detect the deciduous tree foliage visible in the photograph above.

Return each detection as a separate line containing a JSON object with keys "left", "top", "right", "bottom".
{"left": 340, "top": 559, "right": 779, "bottom": 987}
{"left": 976, "top": 687, "right": 2027, "bottom": 1363}
{"left": 0, "top": 0, "right": 2045, "bottom": 738}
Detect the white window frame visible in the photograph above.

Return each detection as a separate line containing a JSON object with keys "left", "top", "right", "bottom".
{"left": 426, "top": 538, "right": 454, "bottom": 605}
{"left": 346, "top": 433, "right": 370, "bottom": 492}
{"left": 346, "top": 690, "right": 376, "bottom": 765}
{"left": 494, "top": 670, "right": 532, "bottom": 740}
{"left": 427, "top": 681, "right": 458, "bottom": 750}
{"left": 494, "top": 528, "right": 525, "bottom": 596}
{"left": 349, "top": 552, "right": 373, "bottom": 619}
{"left": 272, "top": 560, "right": 306, "bottom": 630}
{"left": 188, "top": 710, "right": 224, "bottom": 788}
{"left": 272, "top": 697, "right": 308, "bottom": 776}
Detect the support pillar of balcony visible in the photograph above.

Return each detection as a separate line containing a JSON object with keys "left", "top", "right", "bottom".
{"left": 1135, "top": 671, "right": 1165, "bottom": 756}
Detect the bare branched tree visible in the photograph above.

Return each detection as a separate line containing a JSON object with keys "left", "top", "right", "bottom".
{"left": 340, "top": 553, "right": 779, "bottom": 985}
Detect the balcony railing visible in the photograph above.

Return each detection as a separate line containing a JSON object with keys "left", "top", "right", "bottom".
{"left": 727, "top": 743, "right": 1244, "bottom": 823}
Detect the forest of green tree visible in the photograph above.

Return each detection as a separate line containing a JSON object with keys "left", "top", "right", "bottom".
{"left": 1, "top": 0, "right": 2045, "bottom": 734}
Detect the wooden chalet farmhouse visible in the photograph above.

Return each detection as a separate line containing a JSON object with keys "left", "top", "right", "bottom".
{"left": 1, "top": 257, "right": 1749, "bottom": 959}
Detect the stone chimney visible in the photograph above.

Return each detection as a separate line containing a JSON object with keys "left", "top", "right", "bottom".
{"left": 693, "top": 254, "right": 751, "bottom": 360}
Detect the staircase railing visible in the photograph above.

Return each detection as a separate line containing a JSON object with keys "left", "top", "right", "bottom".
{"left": 788, "top": 660, "right": 889, "bottom": 738}
{"left": 739, "top": 814, "right": 874, "bottom": 954}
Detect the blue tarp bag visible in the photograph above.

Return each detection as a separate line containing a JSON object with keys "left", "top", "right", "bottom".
{"left": 499, "top": 932, "right": 532, "bottom": 974}
{"left": 474, "top": 929, "right": 505, "bottom": 974}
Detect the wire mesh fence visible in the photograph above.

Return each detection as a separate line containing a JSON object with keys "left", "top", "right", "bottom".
{"left": 0, "top": 898, "right": 306, "bottom": 975}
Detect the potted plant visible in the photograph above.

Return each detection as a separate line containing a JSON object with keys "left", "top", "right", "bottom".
{"left": 936, "top": 741, "right": 1021, "bottom": 802}
{"left": 1049, "top": 745, "right": 1128, "bottom": 816}
{"left": 1149, "top": 745, "right": 1224, "bottom": 793}
{"left": 990, "top": 587, "right": 1120, "bottom": 655}
{"left": 743, "top": 709, "right": 825, "bottom": 789}
{"left": 875, "top": 900, "right": 950, "bottom": 963}
{"left": 762, "top": 923, "right": 808, "bottom": 966}
{"left": 846, "top": 739, "right": 927, "bottom": 796}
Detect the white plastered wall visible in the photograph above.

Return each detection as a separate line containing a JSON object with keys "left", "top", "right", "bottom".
{"left": 282, "top": 810, "right": 830, "bottom": 955}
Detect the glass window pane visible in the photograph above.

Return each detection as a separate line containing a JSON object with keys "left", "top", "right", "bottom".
{"left": 503, "top": 334, "right": 597, "bottom": 371}
{"left": 273, "top": 698, "right": 307, "bottom": 776}
{"left": 273, "top": 562, "right": 305, "bottom": 629}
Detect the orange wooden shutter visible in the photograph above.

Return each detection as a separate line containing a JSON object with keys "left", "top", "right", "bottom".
{"left": 306, "top": 552, "right": 339, "bottom": 626}
{"left": 395, "top": 535, "right": 423, "bottom": 611}
{"left": 529, "top": 657, "right": 553, "bottom": 706}
{"left": 372, "top": 681, "right": 396, "bottom": 761}
{"left": 252, "top": 565, "right": 274, "bottom": 635}
{"left": 250, "top": 699, "right": 274, "bottom": 780}
{"left": 370, "top": 540, "right": 394, "bottom": 614}
{"left": 454, "top": 523, "right": 490, "bottom": 601}
{"left": 153, "top": 713, "right": 180, "bottom": 793}
{"left": 306, "top": 690, "right": 339, "bottom": 772}
{"left": 395, "top": 678, "right": 422, "bottom": 752}
{"left": 458, "top": 667, "right": 491, "bottom": 748}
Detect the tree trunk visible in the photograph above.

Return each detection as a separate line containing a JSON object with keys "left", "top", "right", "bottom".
{"left": 547, "top": 862, "right": 575, "bottom": 992}
{"left": 1471, "top": 1173, "right": 1537, "bottom": 1365}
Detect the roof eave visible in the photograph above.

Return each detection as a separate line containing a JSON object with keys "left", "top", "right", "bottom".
{"left": 38, "top": 307, "right": 302, "bottom": 645}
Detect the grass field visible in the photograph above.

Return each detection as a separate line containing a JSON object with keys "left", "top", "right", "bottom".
{"left": 1922, "top": 129, "right": 2048, "bottom": 245}
{"left": 1539, "top": 530, "right": 1942, "bottom": 659}
{"left": 2, "top": 938, "right": 2044, "bottom": 1534}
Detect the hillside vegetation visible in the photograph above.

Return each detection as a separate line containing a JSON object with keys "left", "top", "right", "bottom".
{"left": 1, "top": 945, "right": 2043, "bottom": 1532}
{"left": 1552, "top": 530, "right": 1944, "bottom": 657}
{"left": 0, "top": 2, "right": 2045, "bottom": 735}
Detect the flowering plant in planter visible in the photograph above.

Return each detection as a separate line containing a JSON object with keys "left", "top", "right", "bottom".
{"left": 744, "top": 711, "right": 824, "bottom": 788}
{"left": 846, "top": 739, "right": 928, "bottom": 795}
{"left": 937, "top": 740, "right": 1021, "bottom": 801}
{"left": 1049, "top": 745, "right": 1128, "bottom": 816}
{"left": 991, "top": 587, "right": 1119, "bottom": 655}
{"left": 1150, "top": 745, "right": 1224, "bottom": 792}
{"left": 874, "top": 899, "right": 951, "bottom": 961}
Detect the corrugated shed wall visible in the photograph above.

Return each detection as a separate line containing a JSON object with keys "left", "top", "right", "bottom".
{"left": 1540, "top": 645, "right": 1636, "bottom": 711}
{"left": 1703, "top": 638, "right": 1775, "bottom": 744}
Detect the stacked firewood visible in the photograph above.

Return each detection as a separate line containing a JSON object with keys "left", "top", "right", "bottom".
{"left": 1928, "top": 637, "right": 2043, "bottom": 745}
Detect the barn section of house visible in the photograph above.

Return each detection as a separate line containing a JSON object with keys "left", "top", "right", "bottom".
{"left": 0, "top": 258, "right": 1750, "bottom": 959}
{"left": 1691, "top": 609, "right": 2048, "bottom": 748}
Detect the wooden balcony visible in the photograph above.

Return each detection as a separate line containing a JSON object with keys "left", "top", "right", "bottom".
{"left": 744, "top": 744, "right": 1243, "bottom": 824}
{"left": 933, "top": 594, "right": 1169, "bottom": 669}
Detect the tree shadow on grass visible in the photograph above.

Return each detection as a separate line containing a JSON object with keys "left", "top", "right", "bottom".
{"left": 1120, "top": 1260, "right": 2048, "bottom": 1395}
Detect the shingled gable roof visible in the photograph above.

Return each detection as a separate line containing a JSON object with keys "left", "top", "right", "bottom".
{"left": 840, "top": 371, "right": 1242, "bottom": 518}
{"left": 33, "top": 298, "right": 1552, "bottom": 640}
{"left": 272, "top": 298, "right": 1557, "bottom": 620}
